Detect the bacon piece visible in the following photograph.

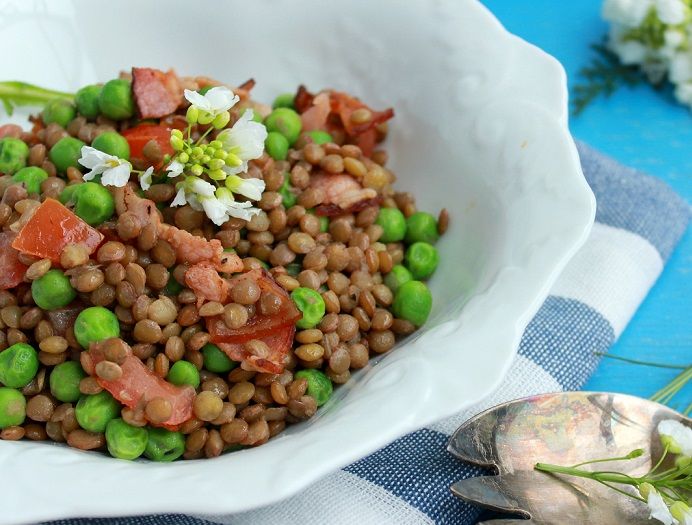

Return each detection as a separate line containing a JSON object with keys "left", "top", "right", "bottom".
{"left": 90, "top": 339, "right": 195, "bottom": 428}
{"left": 131, "top": 67, "right": 183, "bottom": 119}
{"left": 294, "top": 85, "right": 314, "bottom": 114}
{"left": 329, "top": 91, "right": 394, "bottom": 136}
{"left": 309, "top": 173, "right": 378, "bottom": 216}
{"left": 217, "top": 324, "right": 296, "bottom": 374}
{"left": 0, "top": 232, "right": 27, "bottom": 289}
{"left": 115, "top": 185, "right": 242, "bottom": 273}
{"left": 185, "top": 261, "right": 229, "bottom": 307}
{"left": 300, "top": 92, "right": 331, "bottom": 132}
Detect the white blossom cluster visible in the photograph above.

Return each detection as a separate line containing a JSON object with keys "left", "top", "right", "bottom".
{"left": 603, "top": 0, "right": 692, "bottom": 108}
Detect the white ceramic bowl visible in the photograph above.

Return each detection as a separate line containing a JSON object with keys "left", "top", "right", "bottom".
{"left": 0, "top": 0, "right": 595, "bottom": 522}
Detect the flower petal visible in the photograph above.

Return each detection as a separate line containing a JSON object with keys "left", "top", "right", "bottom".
{"left": 200, "top": 196, "right": 229, "bottom": 226}
{"left": 227, "top": 175, "right": 265, "bottom": 201}
{"left": 658, "top": 419, "right": 692, "bottom": 456}
{"left": 171, "top": 187, "right": 187, "bottom": 207}
{"left": 101, "top": 163, "right": 132, "bottom": 187}
{"left": 186, "top": 176, "right": 216, "bottom": 198}
{"left": 139, "top": 167, "right": 154, "bottom": 191}
{"left": 166, "top": 160, "right": 184, "bottom": 178}
{"left": 647, "top": 490, "right": 674, "bottom": 525}
{"left": 204, "top": 86, "right": 239, "bottom": 113}
{"left": 218, "top": 110, "right": 267, "bottom": 163}
{"left": 184, "top": 89, "right": 212, "bottom": 112}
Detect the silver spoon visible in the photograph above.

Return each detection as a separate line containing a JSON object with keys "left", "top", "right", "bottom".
{"left": 448, "top": 391, "right": 691, "bottom": 524}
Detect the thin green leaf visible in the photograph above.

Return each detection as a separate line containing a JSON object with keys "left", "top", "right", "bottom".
{"left": 0, "top": 80, "right": 74, "bottom": 116}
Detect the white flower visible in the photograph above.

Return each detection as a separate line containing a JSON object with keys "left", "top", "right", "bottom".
{"left": 609, "top": 27, "right": 649, "bottom": 65}
{"left": 602, "top": 0, "right": 653, "bottom": 26}
{"left": 647, "top": 490, "right": 674, "bottom": 525}
{"left": 669, "top": 52, "right": 692, "bottom": 83}
{"left": 200, "top": 195, "right": 229, "bottom": 226}
{"left": 184, "top": 86, "right": 239, "bottom": 117}
{"left": 186, "top": 176, "right": 216, "bottom": 198}
{"left": 166, "top": 160, "right": 184, "bottom": 178}
{"left": 216, "top": 188, "right": 260, "bottom": 222}
{"left": 78, "top": 146, "right": 131, "bottom": 187}
{"left": 658, "top": 419, "right": 692, "bottom": 456}
{"left": 674, "top": 82, "right": 692, "bottom": 105}
{"left": 654, "top": 0, "right": 687, "bottom": 25}
{"left": 671, "top": 502, "right": 692, "bottom": 525}
{"left": 139, "top": 167, "right": 154, "bottom": 191}
{"left": 218, "top": 109, "right": 268, "bottom": 176}
{"left": 225, "top": 175, "right": 265, "bottom": 201}
{"left": 171, "top": 187, "right": 187, "bottom": 207}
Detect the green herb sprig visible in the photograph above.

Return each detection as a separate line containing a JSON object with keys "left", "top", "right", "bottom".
{"left": 0, "top": 81, "right": 74, "bottom": 116}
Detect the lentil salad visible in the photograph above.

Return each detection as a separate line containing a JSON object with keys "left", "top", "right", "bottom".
{"left": 0, "top": 68, "right": 448, "bottom": 461}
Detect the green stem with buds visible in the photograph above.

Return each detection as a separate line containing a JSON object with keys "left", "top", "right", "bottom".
{"left": 0, "top": 81, "right": 74, "bottom": 115}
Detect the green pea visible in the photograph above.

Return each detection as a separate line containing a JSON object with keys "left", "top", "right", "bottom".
{"left": 31, "top": 269, "right": 76, "bottom": 311}
{"left": 0, "top": 343, "right": 39, "bottom": 389}
{"left": 105, "top": 418, "right": 148, "bottom": 460}
{"left": 91, "top": 131, "right": 130, "bottom": 160}
{"left": 164, "top": 274, "right": 184, "bottom": 296}
{"left": 264, "top": 108, "right": 302, "bottom": 145}
{"left": 59, "top": 183, "right": 81, "bottom": 205}
{"left": 12, "top": 166, "right": 48, "bottom": 194}
{"left": 49, "top": 136, "right": 85, "bottom": 173}
{"left": 392, "top": 280, "right": 432, "bottom": 327}
{"left": 202, "top": 343, "right": 236, "bottom": 374}
{"left": 144, "top": 427, "right": 186, "bottom": 462}
{"left": 0, "top": 388, "right": 26, "bottom": 429}
{"left": 75, "top": 84, "right": 102, "bottom": 120}
{"left": 376, "top": 207, "right": 407, "bottom": 243}
{"left": 42, "top": 99, "right": 76, "bottom": 128}
{"left": 319, "top": 215, "right": 329, "bottom": 233}
{"left": 50, "top": 361, "right": 86, "bottom": 403}
{"left": 405, "top": 212, "right": 439, "bottom": 245}
{"left": 384, "top": 264, "right": 413, "bottom": 293}
{"left": 75, "top": 391, "right": 121, "bottom": 433}
{"left": 74, "top": 306, "right": 120, "bottom": 349}
{"left": 265, "top": 131, "right": 289, "bottom": 161}
{"left": 405, "top": 242, "right": 439, "bottom": 280}
{"left": 307, "top": 130, "right": 333, "bottom": 145}
{"left": 0, "top": 137, "right": 29, "bottom": 174}
{"left": 279, "top": 176, "right": 297, "bottom": 208}
{"left": 294, "top": 369, "right": 332, "bottom": 406}
{"left": 98, "top": 79, "right": 134, "bottom": 120}
{"left": 71, "top": 181, "right": 115, "bottom": 226}
{"left": 272, "top": 93, "right": 295, "bottom": 109}
{"left": 291, "top": 287, "right": 326, "bottom": 329}
{"left": 167, "top": 360, "right": 200, "bottom": 388}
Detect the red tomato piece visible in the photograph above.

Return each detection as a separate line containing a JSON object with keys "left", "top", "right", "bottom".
{"left": 132, "top": 67, "right": 182, "bottom": 119}
{"left": 0, "top": 232, "right": 27, "bottom": 289}
{"left": 217, "top": 323, "right": 296, "bottom": 374}
{"left": 90, "top": 340, "right": 195, "bottom": 428}
{"left": 207, "top": 269, "right": 301, "bottom": 344}
{"left": 11, "top": 198, "right": 103, "bottom": 264}
{"left": 122, "top": 124, "right": 174, "bottom": 169}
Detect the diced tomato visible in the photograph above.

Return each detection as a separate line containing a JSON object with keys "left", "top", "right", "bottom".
{"left": 122, "top": 124, "right": 174, "bottom": 169}
{"left": 217, "top": 323, "right": 296, "bottom": 374}
{"left": 90, "top": 341, "right": 195, "bottom": 428}
{"left": 207, "top": 269, "right": 301, "bottom": 344}
{"left": 0, "top": 124, "right": 22, "bottom": 139}
{"left": 132, "top": 67, "right": 182, "bottom": 119}
{"left": 11, "top": 198, "right": 103, "bottom": 264}
{"left": 0, "top": 232, "right": 27, "bottom": 289}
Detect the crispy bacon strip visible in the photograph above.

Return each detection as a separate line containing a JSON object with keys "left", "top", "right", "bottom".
{"left": 309, "top": 173, "right": 378, "bottom": 216}
{"left": 90, "top": 339, "right": 195, "bottom": 428}
{"left": 217, "top": 324, "right": 296, "bottom": 375}
{"left": 115, "top": 185, "right": 242, "bottom": 273}
{"left": 132, "top": 67, "right": 183, "bottom": 119}
{"left": 185, "top": 261, "right": 229, "bottom": 307}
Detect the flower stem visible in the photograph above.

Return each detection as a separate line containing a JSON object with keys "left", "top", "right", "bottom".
{"left": 594, "top": 352, "right": 690, "bottom": 370}
{"left": 534, "top": 463, "right": 640, "bottom": 485}
{"left": 650, "top": 367, "right": 692, "bottom": 405}
{"left": 0, "top": 81, "right": 74, "bottom": 115}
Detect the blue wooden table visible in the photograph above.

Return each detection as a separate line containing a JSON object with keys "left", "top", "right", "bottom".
{"left": 483, "top": 0, "right": 691, "bottom": 406}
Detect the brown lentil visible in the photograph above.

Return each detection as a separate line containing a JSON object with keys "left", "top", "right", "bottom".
{"left": 38, "top": 335, "right": 68, "bottom": 354}
{"left": 193, "top": 391, "right": 224, "bottom": 421}
{"left": 26, "top": 394, "right": 55, "bottom": 422}
{"left": 67, "top": 430, "right": 105, "bottom": 450}
{"left": 59, "top": 245, "right": 89, "bottom": 269}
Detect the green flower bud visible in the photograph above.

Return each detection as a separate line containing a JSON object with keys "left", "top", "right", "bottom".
{"left": 198, "top": 112, "right": 213, "bottom": 125}
{"left": 209, "top": 169, "right": 226, "bottom": 180}
{"left": 186, "top": 106, "right": 199, "bottom": 124}
{"left": 210, "top": 140, "right": 223, "bottom": 149}
{"left": 212, "top": 111, "right": 231, "bottom": 129}
{"left": 671, "top": 502, "right": 691, "bottom": 523}
{"left": 177, "top": 152, "right": 189, "bottom": 164}
{"left": 190, "top": 164, "right": 203, "bottom": 176}
{"left": 170, "top": 135, "right": 184, "bottom": 151}
{"left": 191, "top": 146, "right": 204, "bottom": 159}
{"left": 208, "top": 158, "right": 225, "bottom": 171}
{"left": 171, "top": 129, "right": 184, "bottom": 139}
{"left": 201, "top": 154, "right": 211, "bottom": 164}
{"left": 225, "top": 153, "right": 242, "bottom": 167}
{"left": 214, "top": 149, "right": 227, "bottom": 160}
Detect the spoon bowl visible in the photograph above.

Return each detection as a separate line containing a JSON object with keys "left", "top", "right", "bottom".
{"left": 448, "top": 391, "right": 690, "bottom": 524}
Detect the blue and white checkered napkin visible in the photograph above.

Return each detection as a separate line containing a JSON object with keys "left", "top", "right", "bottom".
{"left": 50, "top": 143, "right": 689, "bottom": 525}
